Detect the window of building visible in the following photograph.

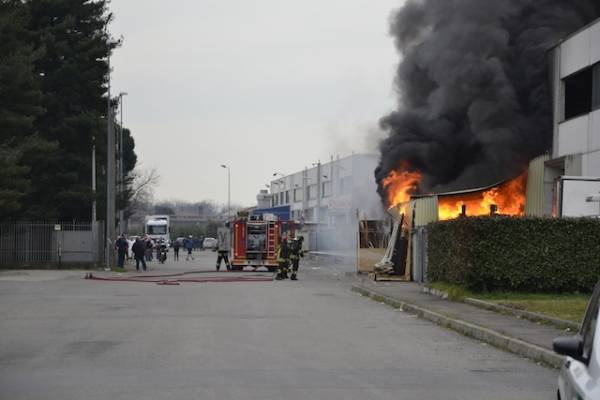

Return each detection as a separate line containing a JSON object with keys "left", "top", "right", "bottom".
{"left": 294, "top": 188, "right": 303, "bottom": 202}
{"left": 279, "top": 192, "right": 284, "bottom": 205}
{"left": 322, "top": 181, "right": 332, "bottom": 198}
{"left": 285, "top": 191, "right": 289, "bottom": 204}
{"left": 307, "top": 184, "right": 317, "bottom": 200}
{"left": 593, "top": 64, "right": 600, "bottom": 111}
{"left": 564, "top": 66, "right": 594, "bottom": 120}
{"left": 273, "top": 194, "right": 278, "bottom": 206}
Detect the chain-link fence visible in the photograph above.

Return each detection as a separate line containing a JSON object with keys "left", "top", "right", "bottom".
{"left": 0, "top": 222, "right": 103, "bottom": 267}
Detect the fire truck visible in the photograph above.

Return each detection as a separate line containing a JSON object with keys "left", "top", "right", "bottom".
{"left": 231, "top": 212, "right": 295, "bottom": 271}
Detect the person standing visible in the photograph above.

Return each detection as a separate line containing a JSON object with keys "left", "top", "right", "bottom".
{"left": 173, "top": 239, "right": 180, "bottom": 261}
{"left": 185, "top": 235, "right": 194, "bottom": 261}
{"left": 216, "top": 224, "right": 231, "bottom": 271}
{"left": 145, "top": 237, "right": 153, "bottom": 262}
{"left": 275, "top": 237, "right": 290, "bottom": 280}
{"left": 115, "top": 234, "right": 128, "bottom": 268}
{"left": 131, "top": 238, "right": 147, "bottom": 272}
{"left": 289, "top": 236, "right": 304, "bottom": 281}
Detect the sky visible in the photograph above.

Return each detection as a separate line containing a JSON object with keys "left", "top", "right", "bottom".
{"left": 109, "top": 0, "right": 404, "bottom": 206}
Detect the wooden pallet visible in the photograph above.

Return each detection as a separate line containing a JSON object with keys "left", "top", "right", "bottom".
{"left": 368, "top": 272, "right": 410, "bottom": 282}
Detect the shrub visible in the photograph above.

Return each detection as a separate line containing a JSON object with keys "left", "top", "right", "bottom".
{"left": 427, "top": 216, "right": 600, "bottom": 293}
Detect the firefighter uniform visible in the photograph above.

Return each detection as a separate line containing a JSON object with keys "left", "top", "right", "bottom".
{"left": 289, "top": 237, "right": 304, "bottom": 281}
{"left": 275, "top": 238, "right": 290, "bottom": 280}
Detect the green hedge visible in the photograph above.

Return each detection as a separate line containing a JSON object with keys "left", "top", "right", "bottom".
{"left": 427, "top": 217, "right": 600, "bottom": 293}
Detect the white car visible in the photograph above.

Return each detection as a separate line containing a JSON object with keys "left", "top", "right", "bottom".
{"left": 202, "top": 237, "right": 218, "bottom": 250}
{"left": 553, "top": 283, "right": 600, "bottom": 400}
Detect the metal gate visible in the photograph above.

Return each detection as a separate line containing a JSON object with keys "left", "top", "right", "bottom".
{"left": 0, "top": 222, "right": 102, "bottom": 267}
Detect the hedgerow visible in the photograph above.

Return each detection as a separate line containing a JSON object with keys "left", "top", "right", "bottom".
{"left": 427, "top": 217, "right": 600, "bottom": 292}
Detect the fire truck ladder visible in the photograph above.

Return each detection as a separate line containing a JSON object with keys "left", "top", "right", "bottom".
{"left": 267, "top": 223, "right": 277, "bottom": 256}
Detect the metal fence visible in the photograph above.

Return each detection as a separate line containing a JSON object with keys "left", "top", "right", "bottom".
{"left": 0, "top": 222, "right": 103, "bottom": 267}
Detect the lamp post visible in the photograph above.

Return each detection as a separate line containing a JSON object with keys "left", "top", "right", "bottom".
{"left": 118, "top": 92, "right": 128, "bottom": 234}
{"left": 105, "top": 55, "right": 115, "bottom": 271}
{"left": 221, "top": 165, "right": 230, "bottom": 219}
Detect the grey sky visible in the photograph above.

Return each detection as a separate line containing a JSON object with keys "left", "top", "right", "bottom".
{"left": 110, "top": 0, "right": 404, "bottom": 206}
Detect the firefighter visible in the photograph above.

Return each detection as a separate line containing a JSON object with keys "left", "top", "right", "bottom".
{"left": 216, "top": 222, "right": 231, "bottom": 271}
{"left": 275, "top": 236, "right": 290, "bottom": 280}
{"left": 289, "top": 236, "right": 304, "bottom": 281}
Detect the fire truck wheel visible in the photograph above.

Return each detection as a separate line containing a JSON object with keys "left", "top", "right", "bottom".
{"left": 267, "top": 267, "right": 277, "bottom": 273}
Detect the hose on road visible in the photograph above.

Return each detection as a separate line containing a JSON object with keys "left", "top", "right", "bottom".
{"left": 84, "top": 272, "right": 273, "bottom": 285}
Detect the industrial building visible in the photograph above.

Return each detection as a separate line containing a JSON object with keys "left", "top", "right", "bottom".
{"left": 527, "top": 17, "right": 600, "bottom": 216}
{"left": 254, "top": 153, "right": 387, "bottom": 254}
{"left": 265, "top": 153, "right": 384, "bottom": 224}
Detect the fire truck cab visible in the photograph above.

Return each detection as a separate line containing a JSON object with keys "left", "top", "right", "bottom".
{"left": 231, "top": 212, "right": 295, "bottom": 271}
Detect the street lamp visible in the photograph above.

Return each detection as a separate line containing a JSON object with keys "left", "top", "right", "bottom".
{"left": 221, "top": 164, "right": 230, "bottom": 219}
{"left": 105, "top": 54, "right": 115, "bottom": 271}
{"left": 118, "top": 92, "right": 128, "bottom": 234}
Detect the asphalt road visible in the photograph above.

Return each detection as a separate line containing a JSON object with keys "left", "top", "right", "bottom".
{"left": 0, "top": 251, "right": 556, "bottom": 399}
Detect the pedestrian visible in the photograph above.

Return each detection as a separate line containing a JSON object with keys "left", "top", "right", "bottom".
{"left": 216, "top": 224, "right": 231, "bottom": 271}
{"left": 145, "top": 237, "right": 153, "bottom": 262}
{"left": 155, "top": 240, "right": 161, "bottom": 261}
{"left": 289, "top": 236, "right": 304, "bottom": 281}
{"left": 275, "top": 236, "right": 290, "bottom": 280}
{"left": 173, "top": 239, "right": 180, "bottom": 261}
{"left": 185, "top": 235, "right": 194, "bottom": 261}
{"left": 131, "top": 238, "right": 147, "bottom": 272}
{"left": 115, "top": 234, "right": 128, "bottom": 268}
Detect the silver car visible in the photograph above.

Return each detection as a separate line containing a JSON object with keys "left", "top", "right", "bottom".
{"left": 553, "top": 283, "right": 600, "bottom": 400}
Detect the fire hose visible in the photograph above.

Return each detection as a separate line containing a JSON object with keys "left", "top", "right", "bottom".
{"left": 84, "top": 271, "right": 273, "bottom": 285}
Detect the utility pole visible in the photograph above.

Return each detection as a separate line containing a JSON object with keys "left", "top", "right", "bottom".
{"left": 221, "top": 165, "right": 230, "bottom": 219}
{"left": 105, "top": 55, "right": 116, "bottom": 271}
{"left": 316, "top": 161, "right": 322, "bottom": 222}
{"left": 92, "top": 137, "right": 98, "bottom": 265}
{"left": 118, "top": 92, "right": 128, "bottom": 234}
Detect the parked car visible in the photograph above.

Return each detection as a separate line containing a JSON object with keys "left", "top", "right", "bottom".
{"left": 553, "top": 282, "right": 600, "bottom": 400}
{"left": 202, "top": 237, "right": 217, "bottom": 250}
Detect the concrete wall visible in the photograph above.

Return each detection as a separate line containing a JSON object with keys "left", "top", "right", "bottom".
{"left": 559, "top": 20, "right": 600, "bottom": 78}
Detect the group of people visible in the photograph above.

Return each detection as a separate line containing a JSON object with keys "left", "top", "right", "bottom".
{"left": 172, "top": 236, "right": 196, "bottom": 261}
{"left": 114, "top": 235, "right": 170, "bottom": 272}
{"left": 113, "top": 230, "right": 306, "bottom": 280}
{"left": 275, "top": 236, "right": 304, "bottom": 280}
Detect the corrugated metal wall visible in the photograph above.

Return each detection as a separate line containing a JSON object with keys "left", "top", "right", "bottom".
{"left": 410, "top": 196, "right": 439, "bottom": 227}
{"left": 525, "top": 154, "right": 550, "bottom": 217}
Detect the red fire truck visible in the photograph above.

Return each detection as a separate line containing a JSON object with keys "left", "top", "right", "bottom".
{"left": 231, "top": 213, "right": 295, "bottom": 271}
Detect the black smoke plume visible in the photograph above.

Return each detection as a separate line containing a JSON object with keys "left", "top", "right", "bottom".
{"left": 376, "top": 0, "right": 600, "bottom": 201}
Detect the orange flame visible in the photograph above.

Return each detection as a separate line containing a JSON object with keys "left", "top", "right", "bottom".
{"left": 438, "top": 172, "right": 528, "bottom": 220}
{"left": 382, "top": 163, "right": 422, "bottom": 208}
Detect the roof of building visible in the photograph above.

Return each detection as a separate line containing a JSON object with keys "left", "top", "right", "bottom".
{"left": 550, "top": 16, "right": 600, "bottom": 50}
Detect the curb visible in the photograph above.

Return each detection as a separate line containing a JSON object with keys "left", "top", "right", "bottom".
{"left": 352, "top": 284, "right": 564, "bottom": 369}
{"left": 422, "top": 286, "right": 580, "bottom": 332}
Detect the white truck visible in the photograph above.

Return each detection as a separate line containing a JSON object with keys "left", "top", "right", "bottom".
{"left": 554, "top": 176, "right": 600, "bottom": 217}
{"left": 144, "top": 215, "right": 171, "bottom": 244}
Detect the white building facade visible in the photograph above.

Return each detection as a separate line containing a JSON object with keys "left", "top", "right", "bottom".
{"left": 527, "top": 18, "right": 600, "bottom": 216}
{"left": 549, "top": 17, "right": 600, "bottom": 176}
{"left": 268, "top": 153, "right": 385, "bottom": 225}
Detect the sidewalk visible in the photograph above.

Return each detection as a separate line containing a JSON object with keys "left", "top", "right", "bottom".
{"left": 352, "top": 279, "right": 570, "bottom": 368}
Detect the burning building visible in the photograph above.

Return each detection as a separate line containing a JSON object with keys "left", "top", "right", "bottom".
{"left": 375, "top": 1, "right": 600, "bottom": 217}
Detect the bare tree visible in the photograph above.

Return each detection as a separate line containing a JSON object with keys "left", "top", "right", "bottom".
{"left": 127, "top": 167, "right": 160, "bottom": 218}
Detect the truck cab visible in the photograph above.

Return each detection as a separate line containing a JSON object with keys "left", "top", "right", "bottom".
{"left": 144, "top": 215, "right": 171, "bottom": 245}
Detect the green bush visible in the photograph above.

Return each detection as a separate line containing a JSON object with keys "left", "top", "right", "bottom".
{"left": 427, "top": 217, "right": 600, "bottom": 293}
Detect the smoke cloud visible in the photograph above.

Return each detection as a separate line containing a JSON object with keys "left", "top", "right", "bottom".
{"left": 376, "top": 0, "right": 600, "bottom": 200}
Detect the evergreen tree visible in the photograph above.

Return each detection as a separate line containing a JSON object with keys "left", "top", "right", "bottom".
{"left": 0, "top": 143, "right": 30, "bottom": 220}
{"left": 0, "top": 0, "right": 43, "bottom": 143}
{"left": 27, "top": 0, "right": 118, "bottom": 221}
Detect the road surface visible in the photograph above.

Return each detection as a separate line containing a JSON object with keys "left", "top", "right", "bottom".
{"left": 0, "top": 251, "right": 556, "bottom": 399}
